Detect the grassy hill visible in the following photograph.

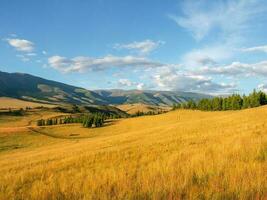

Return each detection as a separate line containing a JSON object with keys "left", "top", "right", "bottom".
{"left": 95, "top": 89, "right": 211, "bottom": 106}
{"left": 0, "top": 106, "right": 266, "bottom": 199}
{"left": 0, "top": 71, "right": 211, "bottom": 106}
{"left": 0, "top": 71, "right": 108, "bottom": 105}
{"left": 116, "top": 103, "right": 171, "bottom": 114}
{"left": 0, "top": 97, "right": 56, "bottom": 110}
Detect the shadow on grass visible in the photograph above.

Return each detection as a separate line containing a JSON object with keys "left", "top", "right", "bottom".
{"left": 0, "top": 144, "right": 25, "bottom": 152}
{"left": 27, "top": 119, "right": 120, "bottom": 140}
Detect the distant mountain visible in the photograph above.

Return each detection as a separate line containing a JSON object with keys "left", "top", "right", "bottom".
{"left": 0, "top": 71, "right": 211, "bottom": 106}
{"left": 0, "top": 71, "right": 108, "bottom": 105}
{"left": 94, "top": 89, "right": 212, "bottom": 106}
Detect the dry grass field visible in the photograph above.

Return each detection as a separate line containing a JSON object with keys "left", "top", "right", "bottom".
{"left": 116, "top": 103, "right": 171, "bottom": 114}
{"left": 0, "top": 97, "right": 56, "bottom": 110}
{"left": 0, "top": 106, "right": 266, "bottom": 199}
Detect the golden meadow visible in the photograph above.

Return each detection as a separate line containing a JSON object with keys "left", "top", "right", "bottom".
{"left": 0, "top": 105, "right": 266, "bottom": 199}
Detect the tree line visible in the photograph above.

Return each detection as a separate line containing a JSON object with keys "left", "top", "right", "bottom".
{"left": 0, "top": 108, "right": 25, "bottom": 116}
{"left": 37, "top": 113, "right": 105, "bottom": 128}
{"left": 173, "top": 90, "right": 267, "bottom": 111}
{"left": 130, "top": 110, "right": 166, "bottom": 117}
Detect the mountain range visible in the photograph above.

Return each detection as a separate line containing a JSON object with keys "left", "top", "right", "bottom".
{"left": 0, "top": 71, "right": 211, "bottom": 106}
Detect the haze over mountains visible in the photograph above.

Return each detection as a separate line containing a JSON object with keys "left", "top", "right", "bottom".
{"left": 0, "top": 71, "right": 211, "bottom": 106}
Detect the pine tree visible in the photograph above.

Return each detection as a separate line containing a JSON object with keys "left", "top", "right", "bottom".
{"left": 242, "top": 95, "right": 250, "bottom": 109}
{"left": 37, "top": 119, "right": 43, "bottom": 126}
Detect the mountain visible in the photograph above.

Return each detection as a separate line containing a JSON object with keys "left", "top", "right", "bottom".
{"left": 0, "top": 71, "right": 108, "bottom": 105}
{"left": 94, "top": 89, "right": 211, "bottom": 106}
{"left": 0, "top": 71, "right": 211, "bottom": 106}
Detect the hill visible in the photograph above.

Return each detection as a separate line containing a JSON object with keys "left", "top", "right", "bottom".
{"left": 0, "top": 71, "right": 108, "bottom": 105}
{"left": 0, "top": 106, "right": 266, "bottom": 199}
{"left": 94, "top": 89, "right": 211, "bottom": 106}
{"left": 0, "top": 71, "right": 211, "bottom": 106}
{"left": 116, "top": 103, "right": 171, "bottom": 114}
{"left": 0, "top": 97, "right": 56, "bottom": 110}
{"left": 48, "top": 104, "right": 127, "bottom": 118}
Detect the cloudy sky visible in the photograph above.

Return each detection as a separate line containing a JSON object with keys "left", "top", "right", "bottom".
{"left": 1, "top": 0, "right": 267, "bottom": 94}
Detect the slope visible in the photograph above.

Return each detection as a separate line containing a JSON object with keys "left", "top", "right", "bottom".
{"left": 0, "top": 106, "right": 266, "bottom": 199}
{"left": 0, "top": 71, "right": 211, "bottom": 106}
{"left": 0, "top": 71, "right": 107, "bottom": 105}
{"left": 116, "top": 103, "right": 171, "bottom": 114}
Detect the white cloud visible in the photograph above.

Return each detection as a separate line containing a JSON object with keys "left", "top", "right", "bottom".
{"left": 118, "top": 79, "right": 133, "bottom": 87}
{"left": 6, "top": 38, "right": 34, "bottom": 52}
{"left": 182, "top": 45, "right": 234, "bottom": 67}
{"left": 258, "top": 83, "right": 267, "bottom": 93}
{"left": 48, "top": 55, "right": 163, "bottom": 73}
{"left": 114, "top": 40, "right": 164, "bottom": 54}
{"left": 170, "top": 0, "right": 266, "bottom": 41}
{"left": 242, "top": 45, "right": 267, "bottom": 53}
{"left": 117, "top": 79, "right": 146, "bottom": 90}
{"left": 172, "top": 0, "right": 266, "bottom": 68}
{"left": 26, "top": 52, "right": 37, "bottom": 56}
{"left": 136, "top": 83, "right": 145, "bottom": 90}
{"left": 42, "top": 50, "right": 47, "bottom": 55}
{"left": 152, "top": 66, "right": 236, "bottom": 94}
{"left": 197, "top": 62, "right": 248, "bottom": 76}
{"left": 197, "top": 60, "right": 267, "bottom": 77}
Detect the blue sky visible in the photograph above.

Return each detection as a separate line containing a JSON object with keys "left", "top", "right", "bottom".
{"left": 1, "top": 0, "right": 267, "bottom": 94}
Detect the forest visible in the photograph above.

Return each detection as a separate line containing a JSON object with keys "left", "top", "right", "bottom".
{"left": 173, "top": 90, "right": 267, "bottom": 111}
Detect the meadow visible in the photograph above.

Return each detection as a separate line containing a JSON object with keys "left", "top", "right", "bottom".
{"left": 0, "top": 97, "right": 56, "bottom": 110}
{"left": 116, "top": 103, "right": 170, "bottom": 114}
{"left": 0, "top": 105, "right": 266, "bottom": 199}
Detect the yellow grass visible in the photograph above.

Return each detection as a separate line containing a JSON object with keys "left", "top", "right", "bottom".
{"left": 116, "top": 103, "right": 170, "bottom": 114}
{"left": 0, "top": 110, "right": 67, "bottom": 128}
{"left": 0, "top": 106, "right": 267, "bottom": 199}
{"left": 0, "top": 97, "right": 56, "bottom": 109}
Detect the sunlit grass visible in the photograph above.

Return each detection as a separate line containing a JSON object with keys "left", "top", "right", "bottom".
{"left": 0, "top": 107, "right": 266, "bottom": 199}
{"left": 116, "top": 103, "right": 170, "bottom": 114}
{"left": 0, "top": 97, "right": 56, "bottom": 109}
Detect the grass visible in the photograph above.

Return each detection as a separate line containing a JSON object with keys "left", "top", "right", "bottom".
{"left": 0, "top": 129, "right": 59, "bottom": 153}
{"left": 0, "top": 97, "right": 56, "bottom": 110}
{"left": 0, "top": 106, "right": 266, "bottom": 199}
{"left": 116, "top": 103, "right": 170, "bottom": 114}
{"left": 0, "top": 110, "right": 68, "bottom": 128}
{"left": 34, "top": 120, "right": 116, "bottom": 139}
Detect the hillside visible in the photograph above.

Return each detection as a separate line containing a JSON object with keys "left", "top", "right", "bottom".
{"left": 0, "top": 97, "right": 56, "bottom": 109}
{"left": 0, "top": 71, "right": 107, "bottom": 105}
{"left": 0, "top": 71, "right": 211, "bottom": 106}
{"left": 0, "top": 106, "right": 266, "bottom": 199}
{"left": 116, "top": 103, "right": 171, "bottom": 114}
{"left": 94, "top": 89, "right": 211, "bottom": 106}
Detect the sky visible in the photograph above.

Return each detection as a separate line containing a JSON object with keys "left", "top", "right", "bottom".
{"left": 1, "top": 0, "right": 267, "bottom": 95}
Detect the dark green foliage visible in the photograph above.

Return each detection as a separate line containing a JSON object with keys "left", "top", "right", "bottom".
{"left": 81, "top": 113, "right": 105, "bottom": 128}
{"left": 130, "top": 110, "right": 166, "bottom": 117}
{"left": 83, "top": 115, "right": 94, "bottom": 128}
{"left": 173, "top": 90, "right": 267, "bottom": 111}
{"left": 37, "top": 119, "right": 45, "bottom": 126}
{"left": 46, "top": 119, "right": 53, "bottom": 126}
{"left": 93, "top": 114, "right": 104, "bottom": 127}
{"left": 37, "top": 113, "right": 106, "bottom": 128}
{"left": 71, "top": 104, "right": 80, "bottom": 113}
{"left": 0, "top": 108, "right": 25, "bottom": 116}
